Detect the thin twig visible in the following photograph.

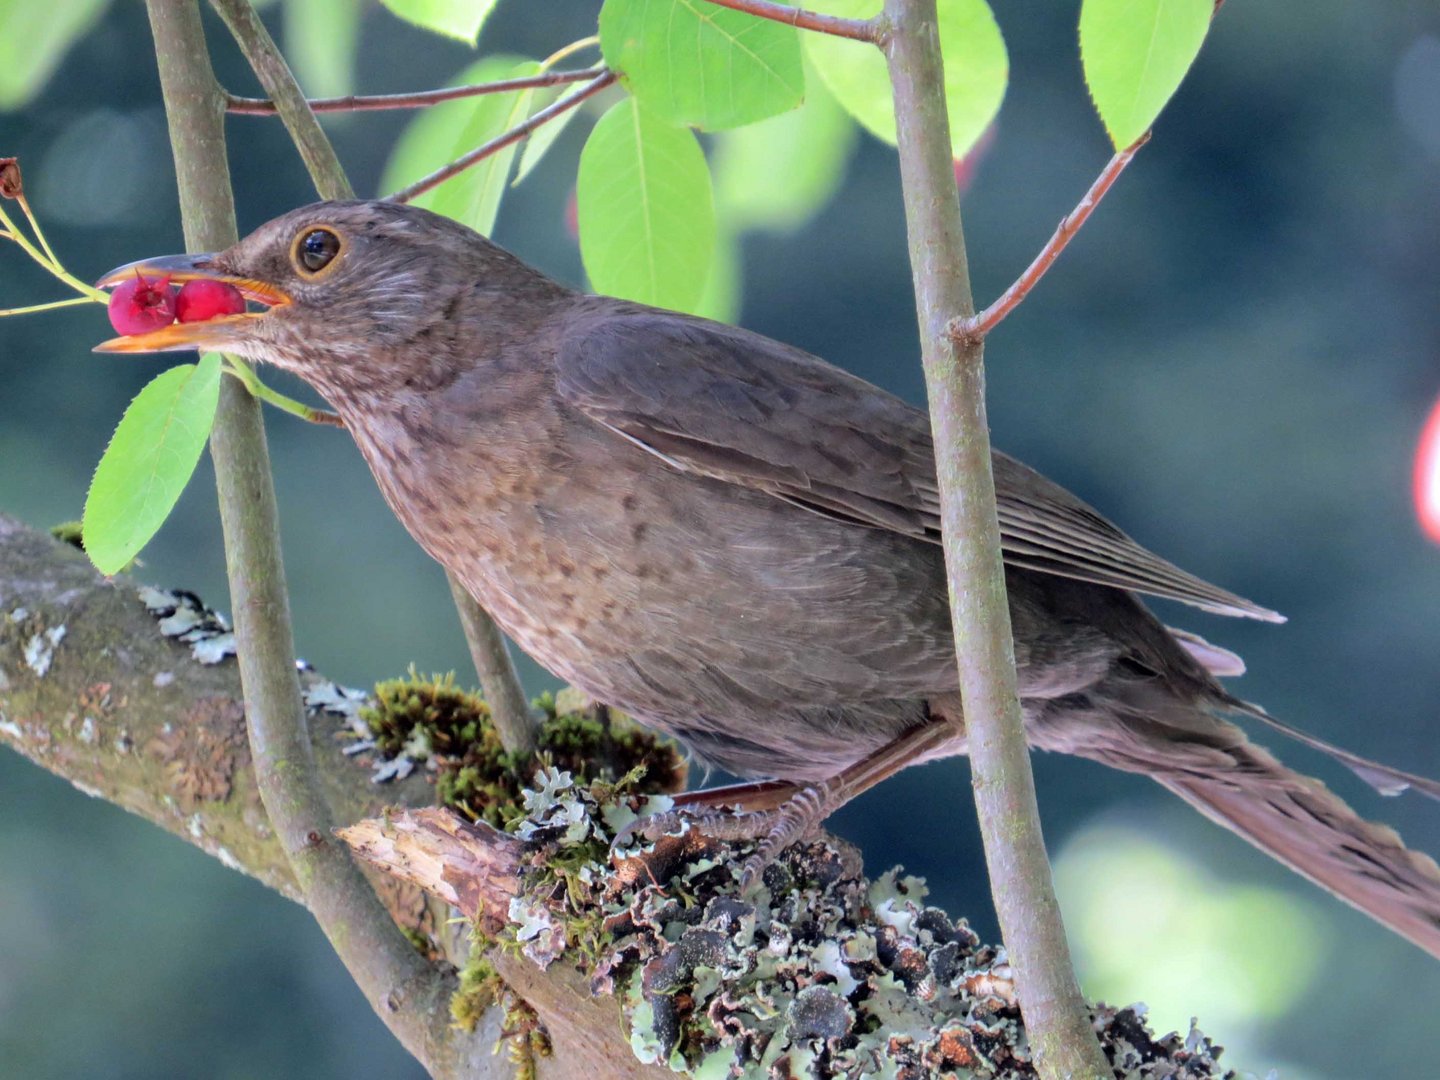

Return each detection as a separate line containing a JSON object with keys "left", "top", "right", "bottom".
{"left": 701, "top": 0, "right": 880, "bottom": 41}
{"left": 949, "top": 132, "right": 1150, "bottom": 345}
{"left": 882, "top": 0, "right": 1112, "bottom": 1077}
{"left": 388, "top": 70, "right": 617, "bottom": 205}
{"left": 209, "top": 0, "right": 537, "bottom": 753}
{"left": 145, "top": 4, "right": 472, "bottom": 1074}
{"left": 225, "top": 66, "right": 606, "bottom": 115}
{"left": 209, "top": 0, "right": 355, "bottom": 199}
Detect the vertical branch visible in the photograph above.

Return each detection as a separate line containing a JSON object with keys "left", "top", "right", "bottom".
{"left": 879, "top": 2, "right": 1111, "bottom": 1077}
{"left": 449, "top": 578, "right": 537, "bottom": 753}
{"left": 208, "top": 0, "right": 537, "bottom": 754}
{"left": 207, "top": 0, "right": 353, "bottom": 199}
{"left": 143, "top": 4, "right": 483, "bottom": 1074}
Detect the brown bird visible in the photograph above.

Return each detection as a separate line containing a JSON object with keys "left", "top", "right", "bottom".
{"left": 98, "top": 200, "right": 1440, "bottom": 956}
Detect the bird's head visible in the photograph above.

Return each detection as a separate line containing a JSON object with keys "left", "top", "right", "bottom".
{"left": 94, "top": 200, "right": 556, "bottom": 394}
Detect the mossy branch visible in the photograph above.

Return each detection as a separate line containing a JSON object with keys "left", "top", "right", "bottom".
{"left": 207, "top": 0, "right": 537, "bottom": 756}
{"left": 0, "top": 515, "right": 699, "bottom": 1078}
{"left": 342, "top": 781, "right": 1230, "bottom": 1080}
{"left": 0, "top": 515, "right": 434, "bottom": 901}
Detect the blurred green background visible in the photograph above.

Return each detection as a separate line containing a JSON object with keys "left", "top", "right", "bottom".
{"left": 3, "top": 2, "right": 1439, "bottom": 1077}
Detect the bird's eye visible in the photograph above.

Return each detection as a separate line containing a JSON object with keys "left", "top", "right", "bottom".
{"left": 293, "top": 227, "right": 342, "bottom": 275}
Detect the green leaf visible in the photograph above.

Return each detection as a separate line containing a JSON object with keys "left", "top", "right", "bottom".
{"left": 1080, "top": 0, "right": 1211, "bottom": 148}
{"left": 377, "top": 0, "right": 496, "bottom": 44}
{"left": 714, "top": 67, "right": 856, "bottom": 232}
{"left": 512, "top": 85, "right": 583, "bottom": 187}
{"left": 83, "top": 354, "right": 222, "bottom": 576}
{"left": 284, "top": 0, "right": 362, "bottom": 100}
{"left": 379, "top": 56, "right": 537, "bottom": 236}
{"left": 577, "top": 99, "right": 716, "bottom": 313}
{"left": 0, "top": 0, "right": 109, "bottom": 109}
{"left": 804, "top": 0, "right": 1006, "bottom": 158}
{"left": 692, "top": 227, "right": 741, "bottom": 325}
{"left": 599, "top": 0, "right": 804, "bottom": 130}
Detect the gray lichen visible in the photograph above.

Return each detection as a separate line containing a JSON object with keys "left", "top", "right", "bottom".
{"left": 493, "top": 770, "right": 1232, "bottom": 1080}
{"left": 23, "top": 624, "right": 65, "bottom": 676}
{"left": 138, "top": 586, "right": 236, "bottom": 665}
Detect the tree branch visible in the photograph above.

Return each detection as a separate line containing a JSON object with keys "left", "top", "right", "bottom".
{"left": 388, "top": 70, "right": 617, "bottom": 205}
{"left": 949, "top": 133, "right": 1150, "bottom": 345}
{"left": 0, "top": 515, "right": 671, "bottom": 1076}
{"left": 700, "top": 0, "right": 880, "bottom": 41}
{"left": 449, "top": 578, "right": 535, "bottom": 755}
{"left": 225, "top": 68, "right": 607, "bottom": 115}
{"left": 342, "top": 798, "right": 1228, "bottom": 1080}
{"left": 143, "top": 4, "right": 475, "bottom": 1073}
{"left": 207, "top": 0, "right": 355, "bottom": 200}
{"left": 0, "top": 515, "right": 435, "bottom": 905}
{"left": 880, "top": 1, "right": 1111, "bottom": 1077}
{"left": 208, "top": 0, "right": 536, "bottom": 756}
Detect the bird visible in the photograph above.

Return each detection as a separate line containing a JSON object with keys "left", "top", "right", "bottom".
{"left": 97, "top": 199, "right": 1440, "bottom": 957}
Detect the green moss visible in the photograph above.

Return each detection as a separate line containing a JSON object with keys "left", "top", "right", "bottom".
{"left": 48, "top": 520, "right": 85, "bottom": 551}
{"left": 451, "top": 943, "right": 503, "bottom": 1032}
{"left": 362, "top": 669, "right": 686, "bottom": 828}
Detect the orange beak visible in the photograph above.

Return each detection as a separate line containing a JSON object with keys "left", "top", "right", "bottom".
{"left": 92, "top": 254, "right": 291, "bottom": 353}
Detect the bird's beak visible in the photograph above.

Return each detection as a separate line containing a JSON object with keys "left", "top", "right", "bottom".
{"left": 92, "top": 253, "right": 292, "bottom": 354}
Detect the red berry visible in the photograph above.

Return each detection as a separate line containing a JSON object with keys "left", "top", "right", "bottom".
{"left": 107, "top": 273, "right": 177, "bottom": 336}
{"left": 176, "top": 279, "right": 246, "bottom": 323}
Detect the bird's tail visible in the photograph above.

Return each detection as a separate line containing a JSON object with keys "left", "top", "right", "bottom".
{"left": 1156, "top": 738, "right": 1440, "bottom": 959}
{"left": 1035, "top": 687, "right": 1440, "bottom": 959}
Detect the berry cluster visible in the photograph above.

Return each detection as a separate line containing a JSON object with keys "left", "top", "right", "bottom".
{"left": 107, "top": 273, "right": 244, "bottom": 336}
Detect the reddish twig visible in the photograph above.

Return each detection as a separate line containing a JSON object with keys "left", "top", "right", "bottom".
{"left": 387, "top": 70, "right": 617, "bottom": 205}
{"left": 225, "top": 66, "right": 606, "bottom": 115}
{"left": 949, "top": 131, "right": 1150, "bottom": 345}
{"left": 701, "top": 0, "right": 880, "bottom": 41}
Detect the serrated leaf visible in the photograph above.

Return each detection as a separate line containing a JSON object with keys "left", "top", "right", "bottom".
{"left": 283, "top": 0, "right": 362, "bottom": 100}
{"left": 0, "top": 0, "right": 109, "bottom": 109}
{"left": 1080, "top": 0, "right": 1211, "bottom": 148}
{"left": 83, "top": 354, "right": 222, "bottom": 576}
{"left": 379, "top": 56, "right": 537, "bottom": 236}
{"left": 577, "top": 99, "right": 716, "bottom": 313}
{"left": 378, "top": 0, "right": 496, "bottom": 44}
{"left": 714, "top": 67, "right": 856, "bottom": 232}
{"left": 599, "top": 0, "right": 804, "bottom": 130}
{"left": 804, "top": 0, "right": 1006, "bottom": 158}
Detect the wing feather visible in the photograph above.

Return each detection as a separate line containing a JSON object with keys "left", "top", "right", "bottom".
{"left": 555, "top": 307, "right": 1282, "bottom": 623}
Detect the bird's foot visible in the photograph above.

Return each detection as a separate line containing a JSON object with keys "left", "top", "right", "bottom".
{"left": 615, "top": 782, "right": 840, "bottom": 891}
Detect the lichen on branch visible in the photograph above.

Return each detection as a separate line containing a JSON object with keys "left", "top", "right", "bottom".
{"left": 344, "top": 772, "right": 1234, "bottom": 1080}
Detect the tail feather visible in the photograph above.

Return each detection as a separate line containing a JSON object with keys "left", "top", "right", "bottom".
{"left": 1157, "top": 742, "right": 1440, "bottom": 959}
{"left": 1228, "top": 697, "right": 1440, "bottom": 803}
{"left": 1032, "top": 685, "right": 1440, "bottom": 959}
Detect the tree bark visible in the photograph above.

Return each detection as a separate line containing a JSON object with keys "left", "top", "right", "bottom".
{"left": 0, "top": 513, "right": 665, "bottom": 1079}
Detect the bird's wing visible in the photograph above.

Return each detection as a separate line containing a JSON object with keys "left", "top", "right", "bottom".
{"left": 555, "top": 309, "right": 1282, "bottom": 622}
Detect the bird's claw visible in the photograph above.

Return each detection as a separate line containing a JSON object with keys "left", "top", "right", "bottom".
{"left": 612, "top": 783, "right": 836, "bottom": 892}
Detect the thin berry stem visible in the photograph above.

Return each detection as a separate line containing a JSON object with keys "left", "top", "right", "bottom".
{"left": 387, "top": 69, "right": 616, "bottom": 205}
{"left": 0, "top": 202, "right": 108, "bottom": 302}
{"left": 0, "top": 296, "right": 95, "bottom": 318}
{"left": 226, "top": 66, "right": 606, "bottom": 115}
{"left": 949, "top": 135, "right": 1150, "bottom": 345}
{"left": 700, "top": 0, "right": 880, "bottom": 41}
{"left": 15, "top": 194, "right": 60, "bottom": 268}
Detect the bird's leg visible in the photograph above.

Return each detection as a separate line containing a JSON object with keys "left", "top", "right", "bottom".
{"left": 619, "top": 716, "right": 959, "bottom": 889}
